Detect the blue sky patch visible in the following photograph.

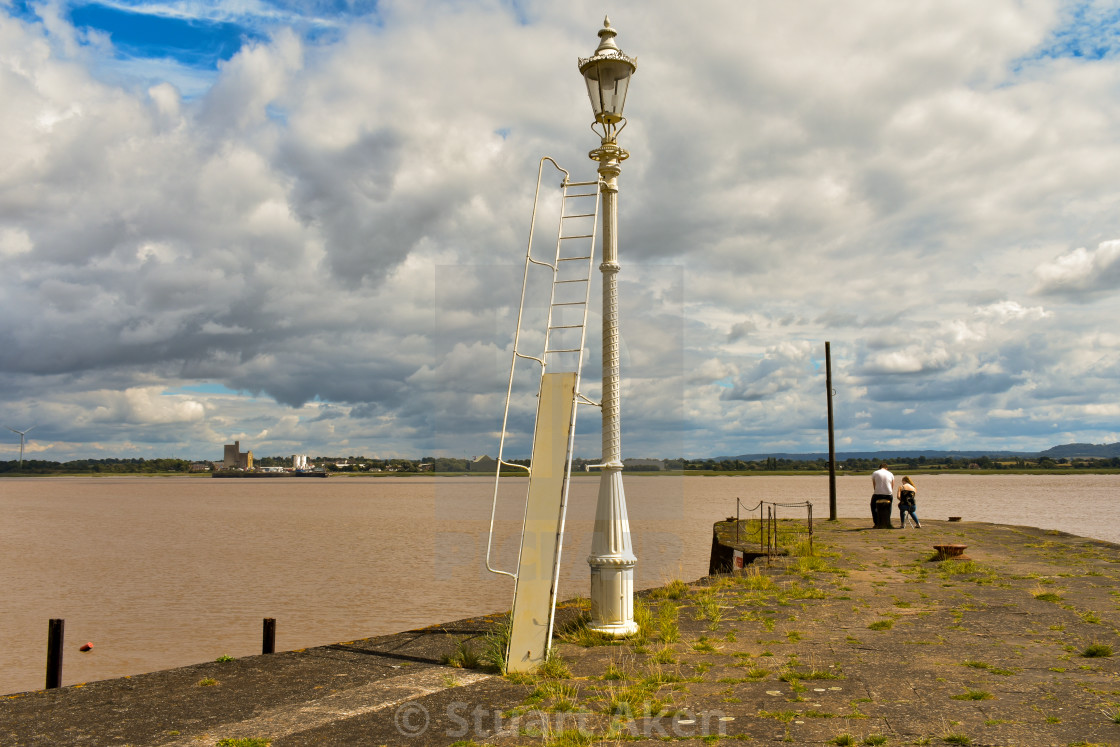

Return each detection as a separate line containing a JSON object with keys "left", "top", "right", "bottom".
{"left": 70, "top": 3, "right": 262, "bottom": 68}
{"left": 1018, "top": 2, "right": 1120, "bottom": 67}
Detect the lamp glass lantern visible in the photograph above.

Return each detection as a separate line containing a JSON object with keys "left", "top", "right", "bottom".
{"left": 578, "top": 19, "right": 637, "bottom": 134}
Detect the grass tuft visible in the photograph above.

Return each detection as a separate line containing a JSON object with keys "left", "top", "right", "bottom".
{"left": 1082, "top": 643, "right": 1113, "bottom": 658}
{"left": 951, "top": 689, "right": 993, "bottom": 701}
{"left": 441, "top": 638, "right": 481, "bottom": 669}
{"left": 649, "top": 578, "right": 689, "bottom": 600}
{"left": 534, "top": 649, "right": 571, "bottom": 679}
{"left": 481, "top": 620, "right": 511, "bottom": 673}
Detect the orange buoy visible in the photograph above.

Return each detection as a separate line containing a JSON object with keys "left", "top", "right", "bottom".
{"left": 79, "top": 642, "right": 93, "bottom": 652}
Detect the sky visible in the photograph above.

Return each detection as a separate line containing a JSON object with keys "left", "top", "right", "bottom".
{"left": 2, "top": 0, "right": 1120, "bottom": 462}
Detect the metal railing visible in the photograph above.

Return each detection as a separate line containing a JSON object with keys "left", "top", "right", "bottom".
{"left": 734, "top": 498, "right": 814, "bottom": 559}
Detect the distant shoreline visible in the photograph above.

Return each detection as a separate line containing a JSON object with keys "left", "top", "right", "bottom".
{"left": 3, "top": 468, "right": 1120, "bottom": 478}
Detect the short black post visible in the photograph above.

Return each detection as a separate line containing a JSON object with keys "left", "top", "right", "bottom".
{"left": 46, "top": 618, "right": 64, "bottom": 689}
{"left": 262, "top": 618, "right": 276, "bottom": 655}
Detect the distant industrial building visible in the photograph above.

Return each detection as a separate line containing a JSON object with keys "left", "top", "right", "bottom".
{"left": 292, "top": 454, "right": 309, "bottom": 470}
{"left": 223, "top": 441, "right": 253, "bottom": 470}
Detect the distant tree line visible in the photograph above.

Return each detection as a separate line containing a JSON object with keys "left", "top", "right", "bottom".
{"left": 6, "top": 453, "right": 1120, "bottom": 475}
{"left": 676, "top": 455, "right": 1120, "bottom": 471}
{"left": 0, "top": 458, "right": 193, "bottom": 474}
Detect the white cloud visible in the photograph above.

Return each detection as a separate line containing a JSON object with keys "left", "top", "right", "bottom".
{"left": 1032, "top": 239, "right": 1120, "bottom": 297}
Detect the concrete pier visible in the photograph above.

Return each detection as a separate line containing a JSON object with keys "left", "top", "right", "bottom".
{"left": 4, "top": 519, "right": 1120, "bottom": 745}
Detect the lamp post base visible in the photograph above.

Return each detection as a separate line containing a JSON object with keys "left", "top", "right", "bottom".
{"left": 588, "top": 467, "right": 637, "bottom": 636}
{"left": 588, "top": 563, "right": 638, "bottom": 637}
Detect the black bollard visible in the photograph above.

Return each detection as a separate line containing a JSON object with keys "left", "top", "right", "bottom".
{"left": 262, "top": 618, "right": 276, "bottom": 655}
{"left": 46, "top": 619, "right": 64, "bottom": 689}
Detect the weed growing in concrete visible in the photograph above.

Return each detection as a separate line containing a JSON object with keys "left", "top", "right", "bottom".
{"left": 692, "top": 636, "right": 717, "bottom": 653}
{"left": 651, "top": 645, "right": 677, "bottom": 665}
{"left": 657, "top": 601, "right": 680, "bottom": 642}
{"left": 606, "top": 683, "right": 663, "bottom": 718}
{"left": 442, "top": 638, "right": 481, "bottom": 669}
{"left": 1082, "top": 643, "right": 1113, "bottom": 657}
{"left": 543, "top": 728, "right": 594, "bottom": 747}
{"left": 942, "top": 733, "right": 971, "bottom": 745}
{"left": 1102, "top": 707, "right": 1120, "bottom": 723}
{"left": 1031, "top": 585, "right": 1062, "bottom": 602}
{"left": 481, "top": 620, "right": 511, "bottom": 673}
{"left": 216, "top": 740, "right": 270, "bottom": 747}
{"left": 197, "top": 678, "right": 218, "bottom": 687}
{"left": 634, "top": 598, "right": 656, "bottom": 641}
{"left": 862, "top": 735, "right": 887, "bottom": 746}
{"left": 831, "top": 736, "right": 856, "bottom": 746}
{"left": 215, "top": 655, "right": 235, "bottom": 663}
{"left": 867, "top": 619, "right": 893, "bottom": 631}
{"left": 950, "top": 689, "right": 993, "bottom": 701}
{"left": 648, "top": 578, "right": 689, "bottom": 600}
{"left": 960, "top": 660, "right": 1016, "bottom": 676}
{"left": 602, "top": 662, "right": 625, "bottom": 681}
{"left": 537, "top": 649, "right": 572, "bottom": 679}
{"left": 736, "top": 568, "right": 777, "bottom": 591}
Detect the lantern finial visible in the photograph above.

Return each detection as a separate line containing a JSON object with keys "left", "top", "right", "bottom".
{"left": 595, "top": 17, "right": 620, "bottom": 55}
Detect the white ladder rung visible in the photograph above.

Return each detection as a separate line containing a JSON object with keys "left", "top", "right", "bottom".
{"left": 562, "top": 213, "right": 596, "bottom": 219}
{"left": 554, "top": 279, "right": 587, "bottom": 285}
{"left": 558, "top": 256, "right": 592, "bottom": 262}
{"left": 560, "top": 234, "right": 594, "bottom": 240}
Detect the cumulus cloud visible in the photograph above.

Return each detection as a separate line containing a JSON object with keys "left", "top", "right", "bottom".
{"left": 1032, "top": 240, "right": 1120, "bottom": 298}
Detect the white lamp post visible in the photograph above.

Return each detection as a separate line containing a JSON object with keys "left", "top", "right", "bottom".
{"left": 579, "top": 17, "right": 638, "bottom": 637}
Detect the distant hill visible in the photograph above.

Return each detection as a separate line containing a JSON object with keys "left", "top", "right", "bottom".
{"left": 714, "top": 443, "right": 1120, "bottom": 462}
{"left": 1037, "top": 442, "right": 1120, "bottom": 458}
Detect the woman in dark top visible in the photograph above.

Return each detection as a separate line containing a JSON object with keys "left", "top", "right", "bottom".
{"left": 898, "top": 476, "right": 920, "bottom": 528}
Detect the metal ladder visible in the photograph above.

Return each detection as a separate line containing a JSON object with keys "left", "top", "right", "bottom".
{"left": 485, "top": 156, "right": 601, "bottom": 671}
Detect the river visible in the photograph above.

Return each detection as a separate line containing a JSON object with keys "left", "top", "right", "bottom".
{"left": 1, "top": 472, "right": 1116, "bottom": 694}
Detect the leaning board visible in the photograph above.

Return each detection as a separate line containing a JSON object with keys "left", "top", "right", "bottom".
{"left": 505, "top": 371, "right": 577, "bottom": 673}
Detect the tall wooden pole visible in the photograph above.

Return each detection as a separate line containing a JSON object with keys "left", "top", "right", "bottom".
{"left": 826, "top": 342, "right": 837, "bottom": 520}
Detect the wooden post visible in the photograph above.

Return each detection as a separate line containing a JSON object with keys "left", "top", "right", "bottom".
{"left": 826, "top": 342, "right": 837, "bottom": 521}
{"left": 262, "top": 618, "right": 276, "bottom": 655}
{"left": 46, "top": 619, "right": 64, "bottom": 689}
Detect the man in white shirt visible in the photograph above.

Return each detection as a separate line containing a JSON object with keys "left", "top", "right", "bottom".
{"left": 870, "top": 463, "right": 895, "bottom": 528}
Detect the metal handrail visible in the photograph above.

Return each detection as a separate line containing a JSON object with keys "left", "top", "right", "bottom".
{"left": 485, "top": 156, "right": 566, "bottom": 579}
{"left": 485, "top": 156, "right": 602, "bottom": 594}
{"left": 733, "top": 497, "right": 814, "bottom": 559}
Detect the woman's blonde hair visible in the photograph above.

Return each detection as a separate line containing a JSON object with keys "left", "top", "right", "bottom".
{"left": 902, "top": 476, "right": 914, "bottom": 486}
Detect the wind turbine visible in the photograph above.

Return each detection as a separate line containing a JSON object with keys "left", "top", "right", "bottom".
{"left": 5, "top": 425, "right": 36, "bottom": 469}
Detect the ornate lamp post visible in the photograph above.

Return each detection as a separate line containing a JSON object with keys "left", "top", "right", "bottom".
{"left": 579, "top": 17, "right": 638, "bottom": 636}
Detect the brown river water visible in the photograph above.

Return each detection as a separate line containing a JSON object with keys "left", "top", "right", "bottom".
{"left": 2, "top": 473, "right": 1117, "bottom": 694}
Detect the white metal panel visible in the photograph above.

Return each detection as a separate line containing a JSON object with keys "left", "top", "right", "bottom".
{"left": 505, "top": 371, "right": 577, "bottom": 673}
